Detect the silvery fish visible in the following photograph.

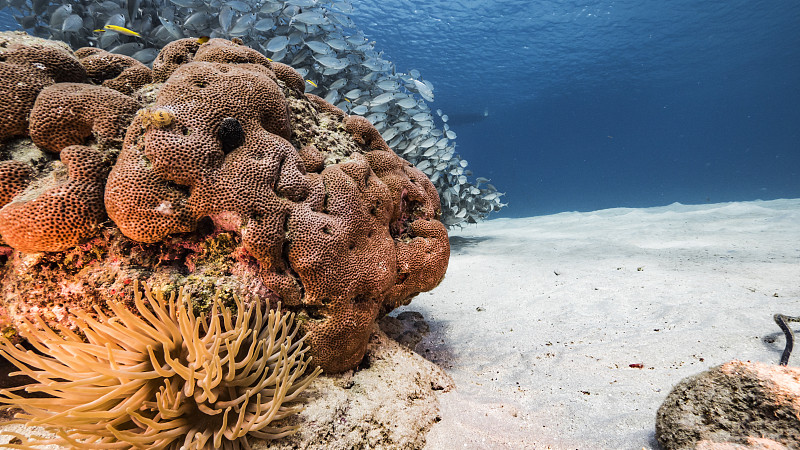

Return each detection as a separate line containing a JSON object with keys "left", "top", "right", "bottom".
{"left": 226, "top": 1, "right": 251, "bottom": 12}
{"left": 5, "top": 0, "right": 503, "bottom": 225}
{"left": 253, "top": 17, "right": 274, "bottom": 32}
{"left": 49, "top": 4, "right": 72, "bottom": 29}
{"left": 169, "top": 0, "right": 202, "bottom": 7}
{"left": 260, "top": 3, "right": 282, "bottom": 14}
{"left": 110, "top": 42, "right": 144, "bottom": 56}
{"left": 326, "top": 38, "right": 347, "bottom": 50}
{"left": 344, "top": 88, "right": 362, "bottom": 99}
{"left": 304, "top": 40, "right": 330, "bottom": 54}
{"left": 292, "top": 11, "right": 327, "bottom": 25}
{"left": 266, "top": 35, "right": 289, "bottom": 52}
{"left": 366, "top": 112, "right": 387, "bottom": 123}
{"left": 218, "top": 6, "right": 234, "bottom": 32}
{"left": 132, "top": 47, "right": 159, "bottom": 64}
{"left": 229, "top": 13, "right": 256, "bottom": 36}
{"left": 314, "top": 55, "right": 347, "bottom": 69}
{"left": 286, "top": 0, "right": 317, "bottom": 6}
{"left": 158, "top": 15, "right": 184, "bottom": 39}
{"left": 62, "top": 14, "right": 83, "bottom": 32}
{"left": 396, "top": 97, "right": 417, "bottom": 109}
{"left": 271, "top": 47, "right": 288, "bottom": 62}
{"left": 328, "top": 78, "right": 347, "bottom": 90}
{"left": 184, "top": 11, "right": 210, "bottom": 30}
{"left": 370, "top": 92, "right": 394, "bottom": 106}
{"left": 323, "top": 90, "right": 339, "bottom": 104}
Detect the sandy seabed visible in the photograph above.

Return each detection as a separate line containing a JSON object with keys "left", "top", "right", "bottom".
{"left": 413, "top": 198, "right": 800, "bottom": 449}
{"left": 0, "top": 199, "right": 797, "bottom": 449}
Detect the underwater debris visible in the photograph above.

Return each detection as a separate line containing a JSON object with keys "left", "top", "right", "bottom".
{"left": 774, "top": 313, "right": 800, "bottom": 366}
{"left": 0, "top": 281, "right": 321, "bottom": 449}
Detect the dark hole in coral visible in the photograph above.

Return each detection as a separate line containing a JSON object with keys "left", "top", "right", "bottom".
{"left": 196, "top": 216, "right": 214, "bottom": 235}
{"left": 181, "top": 126, "right": 191, "bottom": 136}
{"left": 304, "top": 306, "right": 325, "bottom": 320}
{"left": 320, "top": 298, "right": 331, "bottom": 305}
{"left": 321, "top": 225, "right": 333, "bottom": 235}
{"left": 356, "top": 353, "right": 371, "bottom": 371}
{"left": 218, "top": 117, "right": 244, "bottom": 154}
{"left": 165, "top": 181, "right": 190, "bottom": 197}
{"left": 193, "top": 79, "right": 207, "bottom": 88}
{"left": 367, "top": 230, "right": 373, "bottom": 238}
{"left": 396, "top": 272, "right": 409, "bottom": 285}
{"left": 348, "top": 242, "right": 355, "bottom": 250}
{"left": 352, "top": 294, "right": 369, "bottom": 304}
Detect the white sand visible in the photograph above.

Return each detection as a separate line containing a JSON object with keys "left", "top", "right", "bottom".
{"left": 405, "top": 199, "right": 800, "bottom": 449}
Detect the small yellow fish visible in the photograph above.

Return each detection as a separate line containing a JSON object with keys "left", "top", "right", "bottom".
{"left": 197, "top": 36, "right": 210, "bottom": 44}
{"left": 306, "top": 79, "right": 318, "bottom": 88}
{"left": 93, "top": 29, "right": 106, "bottom": 33}
{"left": 344, "top": 97, "right": 351, "bottom": 103}
{"left": 104, "top": 24, "right": 141, "bottom": 37}
{"left": 267, "top": 58, "right": 273, "bottom": 62}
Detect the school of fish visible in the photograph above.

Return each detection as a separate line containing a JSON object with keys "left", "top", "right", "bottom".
{"left": 0, "top": 0, "right": 506, "bottom": 227}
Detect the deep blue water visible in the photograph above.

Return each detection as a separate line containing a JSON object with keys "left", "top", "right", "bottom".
{"left": 3, "top": 1, "right": 799, "bottom": 218}
{"left": 350, "top": 0, "right": 800, "bottom": 216}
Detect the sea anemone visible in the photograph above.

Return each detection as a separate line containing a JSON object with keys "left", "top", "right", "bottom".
{"left": 0, "top": 281, "right": 321, "bottom": 449}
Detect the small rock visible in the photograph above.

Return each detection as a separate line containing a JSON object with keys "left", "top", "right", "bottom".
{"left": 656, "top": 360, "right": 800, "bottom": 449}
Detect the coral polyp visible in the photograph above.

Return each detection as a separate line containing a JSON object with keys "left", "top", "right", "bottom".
{"left": 0, "top": 281, "right": 321, "bottom": 449}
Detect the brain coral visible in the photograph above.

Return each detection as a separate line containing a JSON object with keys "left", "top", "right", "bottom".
{"left": 104, "top": 38, "right": 449, "bottom": 373}
{"left": 29, "top": 83, "right": 141, "bottom": 153}
{"left": 0, "top": 36, "right": 448, "bottom": 375}
{"left": 0, "top": 145, "right": 109, "bottom": 252}
{"left": 0, "top": 32, "right": 87, "bottom": 144}
{"left": 75, "top": 47, "right": 153, "bottom": 95}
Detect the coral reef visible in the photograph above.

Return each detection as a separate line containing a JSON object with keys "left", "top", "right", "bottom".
{"left": 75, "top": 47, "right": 154, "bottom": 95}
{"left": 29, "top": 83, "right": 140, "bottom": 153}
{"left": 0, "top": 145, "right": 109, "bottom": 253}
{"left": 0, "top": 33, "right": 449, "bottom": 374}
{"left": 0, "top": 32, "right": 87, "bottom": 145}
{"left": 7, "top": 1, "right": 508, "bottom": 226}
{"left": 656, "top": 360, "right": 800, "bottom": 449}
{"left": 0, "top": 282, "right": 320, "bottom": 449}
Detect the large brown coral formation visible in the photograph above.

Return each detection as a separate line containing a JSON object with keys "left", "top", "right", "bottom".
{"left": 29, "top": 83, "right": 140, "bottom": 153}
{"left": 0, "top": 145, "right": 109, "bottom": 253}
{"left": 0, "top": 282, "right": 321, "bottom": 449}
{"left": 75, "top": 47, "right": 154, "bottom": 95}
{"left": 0, "top": 34, "right": 449, "bottom": 374}
{"left": 0, "top": 33, "right": 87, "bottom": 144}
